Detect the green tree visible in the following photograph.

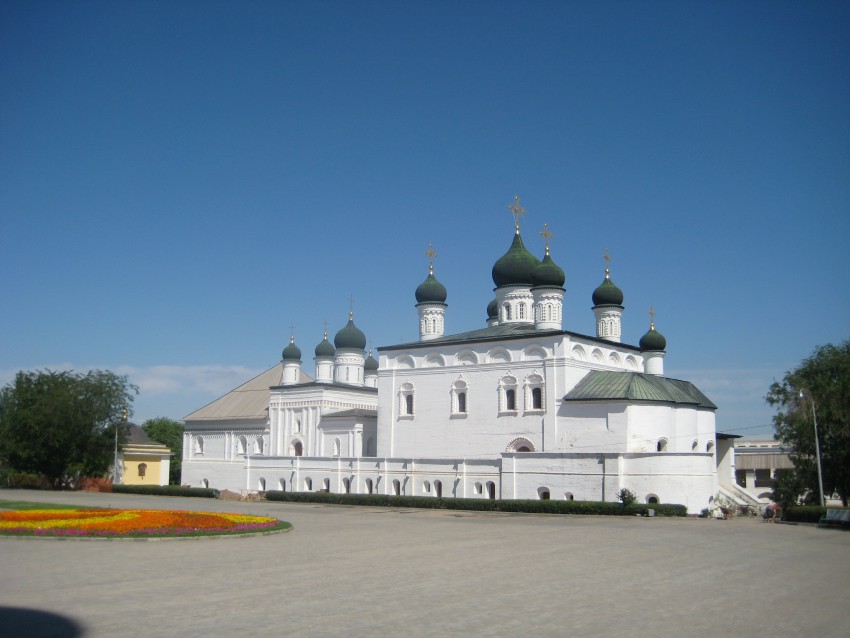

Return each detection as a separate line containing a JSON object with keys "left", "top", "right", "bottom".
{"left": 142, "top": 417, "right": 184, "bottom": 485}
{"left": 766, "top": 340, "right": 850, "bottom": 505}
{"left": 0, "top": 370, "right": 137, "bottom": 489}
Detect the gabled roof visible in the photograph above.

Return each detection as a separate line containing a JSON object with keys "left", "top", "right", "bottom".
{"left": 564, "top": 370, "right": 717, "bottom": 409}
{"left": 184, "top": 364, "right": 312, "bottom": 422}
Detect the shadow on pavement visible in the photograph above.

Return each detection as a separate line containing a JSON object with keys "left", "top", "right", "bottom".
{"left": 0, "top": 606, "right": 84, "bottom": 638}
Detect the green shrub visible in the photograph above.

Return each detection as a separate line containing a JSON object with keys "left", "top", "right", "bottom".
{"left": 617, "top": 488, "right": 637, "bottom": 506}
{"left": 264, "top": 491, "right": 687, "bottom": 516}
{"left": 3, "top": 470, "right": 51, "bottom": 490}
{"left": 783, "top": 505, "right": 830, "bottom": 523}
{"left": 111, "top": 484, "right": 219, "bottom": 499}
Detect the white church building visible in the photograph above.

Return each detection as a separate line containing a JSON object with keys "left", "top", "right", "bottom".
{"left": 182, "top": 198, "right": 727, "bottom": 513}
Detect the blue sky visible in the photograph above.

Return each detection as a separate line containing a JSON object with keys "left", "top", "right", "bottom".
{"left": 2, "top": 1, "right": 848, "bottom": 438}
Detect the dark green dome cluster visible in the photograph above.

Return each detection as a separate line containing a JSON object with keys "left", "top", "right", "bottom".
{"left": 592, "top": 275, "right": 624, "bottom": 306}
{"left": 492, "top": 233, "right": 540, "bottom": 287}
{"left": 487, "top": 298, "right": 498, "bottom": 321}
{"left": 334, "top": 314, "right": 367, "bottom": 350}
{"left": 365, "top": 351, "right": 378, "bottom": 372}
{"left": 314, "top": 332, "right": 335, "bottom": 358}
{"left": 415, "top": 271, "right": 447, "bottom": 304}
{"left": 640, "top": 325, "right": 667, "bottom": 351}
{"left": 531, "top": 252, "right": 565, "bottom": 288}
{"left": 282, "top": 336, "right": 302, "bottom": 361}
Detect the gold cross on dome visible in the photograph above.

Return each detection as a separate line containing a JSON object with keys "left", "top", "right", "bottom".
{"left": 349, "top": 295, "right": 355, "bottom": 319}
{"left": 290, "top": 323, "right": 296, "bottom": 339}
{"left": 508, "top": 195, "right": 526, "bottom": 232}
{"left": 424, "top": 242, "right": 438, "bottom": 274}
{"left": 540, "top": 223, "right": 553, "bottom": 252}
{"left": 604, "top": 249, "right": 611, "bottom": 277}
{"left": 649, "top": 305, "right": 656, "bottom": 329}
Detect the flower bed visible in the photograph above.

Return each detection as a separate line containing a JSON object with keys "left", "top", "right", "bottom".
{"left": 0, "top": 508, "right": 289, "bottom": 538}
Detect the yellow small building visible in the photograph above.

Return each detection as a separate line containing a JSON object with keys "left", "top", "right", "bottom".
{"left": 118, "top": 424, "right": 172, "bottom": 486}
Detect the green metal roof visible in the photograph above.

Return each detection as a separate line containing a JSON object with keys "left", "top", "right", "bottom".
{"left": 564, "top": 370, "right": 716, "bottom": 409}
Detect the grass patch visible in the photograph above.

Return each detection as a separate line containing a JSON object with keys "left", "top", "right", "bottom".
{"left": 0, "top": 499, "right": 97, "bottom": 511}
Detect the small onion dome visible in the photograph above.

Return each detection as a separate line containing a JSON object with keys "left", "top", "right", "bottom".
{"left": 492, "top": 233, "right": 540, "bottom": 287}
{"left": 415, "top": 271, "right": 447, "bottom": 304}
{"left": 315, "top": 332, "right": 335, "bottom": 358}
{"left": 365, "top": 351, "right": 378, "bottom": 372}
{"left": 334, "top": 313, "right": 367, "bottom": 350}
{"left": 592, "top": 274, "right": 624, "bottom": 306}
{"left": 487, "top": 298, "right": 498, "bottom": 321}
{"left": 282, "top": 336, "right": 302, "bottom": 361}
{"left": 531, "top": 252, "right": 565, "bottom": 288}
{"left": 640, "top": 324, "right": 667, "bottom": 351}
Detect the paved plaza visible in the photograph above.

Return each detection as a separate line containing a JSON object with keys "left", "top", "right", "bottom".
{"left": 1, "top": 489, "right": 848, "bottom": 637}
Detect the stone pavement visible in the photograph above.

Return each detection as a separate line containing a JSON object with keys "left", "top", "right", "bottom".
{"left": 1, "top": 489, "right": 848, "bottom": 637}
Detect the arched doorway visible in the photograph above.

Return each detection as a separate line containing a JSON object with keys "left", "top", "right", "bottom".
{"left": 291, "top": 440, "right": 303, "bottom": 457}
{"left": 434, "top": 480, "right": 442, "bottom": 498}
{"left": 486, "top": 481, "right": 496, "bottom": 500}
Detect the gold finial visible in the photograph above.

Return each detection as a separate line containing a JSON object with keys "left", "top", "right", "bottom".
{"left": 290, "top": 323, "right": 295, "bottom": 339}
{"left": 349, "top": 295, "right": 355, "bottom": 319}
{"left": 649, "top": 305, "right": 656, "bottom": 330}
{"left": 424, "top": 242, "right": 438, "bottom": 275}
{"left": 540, "top": 223, "right": 553, "bottom": 255}
{"left": 323, "top": 320, "right": 328, "bottom": 338}
{"left": 604, "top": 249, "right": 611, "bottom": 278}
{"left": 508, "top": 195, "right": 526, "bottom": 234}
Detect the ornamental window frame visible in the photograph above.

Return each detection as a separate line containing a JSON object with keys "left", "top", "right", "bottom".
{"left": 498, "top": 375, "right": 519, "bottom": 415}
{"left": 451, "top": 376, "right": 469, "bottom": 417}
{"left": 399, "top": 382, "right": 415, "bottom": 419}
{"left": 524, "top": 372, "right": 545, "bottom": 414}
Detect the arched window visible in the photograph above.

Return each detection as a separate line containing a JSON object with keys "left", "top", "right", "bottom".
{"left": 506, "top": 437, "right": 535, "bottom": 453}
{"left": 291, "top": 440, "right": 303, "bottom": 457}
{"left": 201, "top": 478, "right": 209, "bottom": 488}
{"left": 238, "top": 435, "right": 248, "bottom": 455}
{"left": 486, "top": 481, "right": 496, "bottom": 500}
{"left": 137, "top": 463, "right": 147, "bottom": 478}
{"left": 322, "top": 478, "right": 330, "bottom": 492}
{"left": 392, "top": 479, "right": 401, "bottom": 496}
{"left": 333, "top": 438, "right": 341, "bottom": 457}
{"left": 278, "top": 478, "right": 286, "bottom": 492}
{"left": 564, "top": 492, "right": 574, "bottom": 501}
{"left": 657, "top": 438, "right": 668, "bottom": 452}
{"left": 193, "top": 436, "right": 204, "bottom": 455}
{"left": 524, "top": 373, "right": 545, "bottom": 412}
{"left": 499, "top": 376, "right": 518, "bottom": 414}
{"left": 258, "top": 477, "right": 266, "bottom": 491}
{"left": 452, "top": 378, "right": 468, "bottom": 415}
{"left": 304, "top": 477, "right": 313, "bottom": 491}
{"left": 691, "top": 439, "right": 699, "bottom": 451}
{"left": 647, "top": 494, "right": 659, "bottom": 504}
{"left": 365, "top": 478, "right": 374, "bottom": 494}
{"left": 342, "top": 478, "right": 351, "bottom": 494}
{"left": 706, "top": 441, "right": 715, "bottom": 453}
{"left": 503, "top": 303, "right": 511, "bottom": 321}
{"left": 254, "top": 437, "right": 264, "bottom": 455}
{"left": 518, "top": 303, "right": 525, "bottom": 319}
{"left": 423, "top": 481, "right": 431, "bottom": 494}
{"left": 538, "top": 487, "right": 551, "bottom": 500}
{"left": 399, "top": 383, "right": 415, "bottom": 417}
{"left": 434, "top": 480, "right": 442, "bottom": 498}
{"left": 294, "top": 419, "right": 301, "bottom": 433}
{"left": 474, "top": 482, "right": 483, "bottom": 495}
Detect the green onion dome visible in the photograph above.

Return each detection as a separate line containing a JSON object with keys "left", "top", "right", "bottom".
{"left": 487, "top": 298, "right": 498, "bottom": 321}
{"left": 334, "top": 313, "right": 367, "bottom": 351}
{"left": 314, "top": 332, "right": 335, "bottom": 358}
{"left": 365, "top": 351, "right": 378, "bottom": 372}
{"left": 492, "top": 233, "right": 540, "bottom": 287}
{"left": 531, "top": 251, "right": 565, "bottom": 288}
{"left": 640, "top": 323, "right": 667, "bottom": 351}
{"left": 282, "top": 336, "right": 302, "bottom": 361}
{"left": 592, "top": 272, "right": 624, "bottom": 306}
{"left": 415, "top": 269, "right": 447, "bottom": 304}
